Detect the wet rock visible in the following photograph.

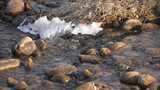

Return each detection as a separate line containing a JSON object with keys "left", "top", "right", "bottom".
{"left": 142, "top": 23, "right": 159, "bottom": 31}
{"left": 35, "top": 39, "right": 48, "bottom": 51}
{"left": 76, "top": 82, "right": 97, "bottom": 90}
{"left": 123, "top": 19, "right": 142, "bottom": 31}
{"left": 7, "top": 77, "right": 18, "bottom": 86}
{"left": 69, "top": 69, "right": 93, "bottom": 80}
{"left": 137, "top": 73, "right": 157, "bottom": 89}
{"left": 48, "top": 64, "right": 78, "bottom": 77}
{"left": 25, "top": 57, "right": 33, "bottom": 70}
{"left": 79, "top": 55, "right": 102, "bottom": 64}
{"left": 120, "top": 71, "right": 140, "bottom": 85}
{"left": 117, "top": 64, "right": 133, "bottom": 71}
{"left": 51, "top": 73, "right": 71, "bottom": 83}
{"left": 85, "top": 48, "right": 97, "bottom": 56}
{"left": 16, "top": 81, "right": 29, "bottom": 90}
{"left": 76, "top": 82, "right": 108, "bottom": 90}
{"left": 112, "top": 42, "right": 128, "bottom": 50}
{"left": 15, "top": 36, "right": 37, "bottom": 56}
{"left": 100, "top": 48, "right": 112, "bottom": 57}
{"left": 94, "top": 83, "right": 108, "bottom": 90}
{"left": 24, "top": 0, "right": 32, "bottom": 10}
{"left": 0, "top": 59, "right": 20, "bottom": 71}
{"left": 0, "top": 87, "right": 11, "bottom": 90}
{"left": 7, "top": 0, "right": 25, "bottom": 16}
{"left": 83, "top": 69, "right": 93, "bottom": 78}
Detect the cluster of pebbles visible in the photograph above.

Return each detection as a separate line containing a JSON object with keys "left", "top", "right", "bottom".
{"left": 0, "top": 18, "right": 159, "bottom": 90}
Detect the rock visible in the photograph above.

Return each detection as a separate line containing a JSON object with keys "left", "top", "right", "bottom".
{"left": 0, "top": 59, "right": 20, "bottom": 71}
{"left": 94, "top": 83, "right": 108, "bottom": 90}
{"left": 15, "top": 36, "right": 37, "bottom": 56}
{"left": 112, "top": 42, "right": 127, "bottom": 50}
{"left": 117, "top": 64, "right": 133, "bottom": 71}
{"left": 35, "top": 39, "right": 48, "bottom": 51}
{"left": 24, "top": 0, "right": 32, "bottom": 10}
{"left": 100, "top": 48, "right": 112, "bottom": 57}
{"left": 16, "top": 81, "right": 29, "bottom": 90}
{"left": 85, "top": 48, "right": 97, "bottom": 56}
{"left": 76, "top": 82, "right": 97, "bottom": 90}
{"left": 120, "top": 71, "right": 140, "bottom": 85}
{"left": 7, "top": 0, "right": 25, "bottom": 16}
{"left": 83, "top": 69, "right": 93, "bottom": 78}
{"left": 25, "top": 57, "right": 33, "bottom": 70}
{"left": 51, "top": 73, "right": 71, "bottom": 83}
{"left": 79, "top": 55, "right": 102, "bottom": 64}
{"left": 137, "top": 74, "right": 157, "bottom": 88}
{"left": 0, "top": 87, "right": 11, "bottom": 90}
{"left": 76, "top": 82, "right": 108, "bottom": 90}
{"left": 123, "top": 19, "right": 142, "bottom": 31}
{"left": 7, "top": 77, "right": 18, "bottom": 86}
{"left": 48, "top": 64, "right": 78, "bottom": 77}
{"left": 142, "top": 23, "right": 159, "bottom": 31}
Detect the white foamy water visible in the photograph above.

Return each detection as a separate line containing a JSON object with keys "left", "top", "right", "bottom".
{"left": 17, "top": 16, "right": 103, "bottom": 39}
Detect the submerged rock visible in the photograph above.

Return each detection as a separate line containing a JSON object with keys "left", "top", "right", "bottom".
{"left": 112, "top": 42, "right": 128, "bottom": 50}
{"left": 120, "top": 71, "right": 157, "bottom": 89}
{"left": 48, "top": 64, "right": 78, "bottom": 76}
{"left": 79, "top": 55, "right": 102, "bottom": 64}
{"left": 48, "top": 64, "right": 77, "bottom": 83}
{"left": 16, "top": 81, "right": 29, "bottom": 90}
{"left": 25, "top": 57, "right": 33, "bottom": 70}
{"left": 137, "top": 73, "right": 157, "bottom": 89}
{"left": 76, "top": 82, "right": 97, "bottom": 90}
{"left": 0, "top": 87, "right": 11, "bottom": 90}
{"left": 76, "top": 82, "right": 108, "bottom": 90}
{"left": 120, "top": 71, "right": 140, "bottom": 85}
{"left": 15, "top": 36, "right": 37, "bottom": 56}
{"left": 85, "top": 48, "right": 98, "bottom": 56}
{"left": 0, "top": 59, "right": 20, "bottom": 71}
{"left": 7, "top": 77, "right": 18, "bottom": 86}
{"left": 50, "top": 73, "right": 71, "bottom": 83}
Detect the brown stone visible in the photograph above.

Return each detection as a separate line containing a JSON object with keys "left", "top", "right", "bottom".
{"left": 137, "top": 74, "right": 157, "bottom": 88}
{"left": 112, "top": 42, "right": 127, "bottom": 50}
{"left": 85, "top": 48, "right": 97, "bottom": 56}
{"left": 76, "top": 82, "right": 97, "bottom": 90}
{"left": 15, "top": 36, "right": 37, "bottom": 56}
{"left": 0, "top": 87, "right": 11, "bottom": 90}
{"left": 79, "top": 55, "right": 102, "bottom": 64}
{"left": 123, "top": 19, "right": 142, "bottom": 31}
{"left": 48, "top": 64, "right": 78, "bottom": 77}
{"left": 7, "top": 0, "right": 25, "bottom": 16}
{"left": 120, "top": 71, "right": 140, "bottom": 85}
{"left": 142, "top": 23, "right": 159, "bottom": 31}
{"left": 25, "top": 57, "right": 33, "bottom": 70}
{"left": 0, "top": 59, "right": 20, "bottom": 71}
{"left": 83, "top": 69, "right": 93, "bottom": 78}
{"left": 51, "top": 73, "right": 71, "bottom": 83}
{"left": 100, "top": 48, "right": 112, "bottom": 57}
{"left": 7, "top": 77, "right": 18, "bottom": 86}
{"left": 16, "top": 81, "right": 29, "bottom": 90}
